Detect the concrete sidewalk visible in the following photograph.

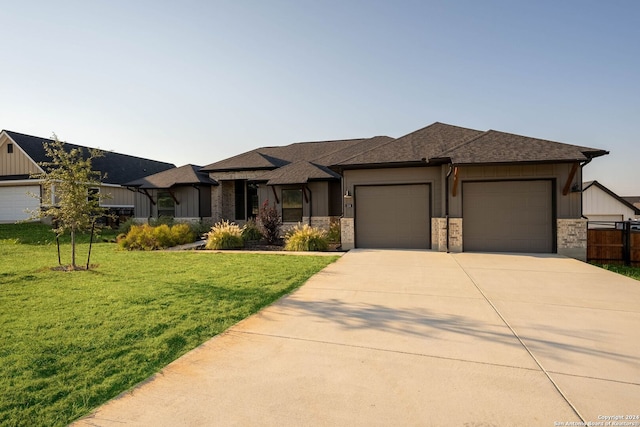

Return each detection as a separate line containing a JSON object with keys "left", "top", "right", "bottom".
{"left": 73, "top": 250, "right": 640, "bottom": 426}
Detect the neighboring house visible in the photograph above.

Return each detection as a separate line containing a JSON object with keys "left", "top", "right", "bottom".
{"left": 202, "top": 122, "right": 608, "bottom": 260}
{"left": 582, "top": 180, "right": 640, "bottom": 222}
{"left": 125, "top": 164, "right": 217, "bottom": 222}
{"left": 623, "top": 196, "right": 640, "bottom": 215}
{"left": 0, "top": 130, "right": 175, "bottom": 223}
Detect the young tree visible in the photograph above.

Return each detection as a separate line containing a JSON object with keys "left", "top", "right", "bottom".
{"left": 31, "top": 134, "right": 107, "bottom": 269}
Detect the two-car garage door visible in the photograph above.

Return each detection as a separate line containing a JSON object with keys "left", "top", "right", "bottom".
{"left": 354, "top": 180, "right": 554, "bottom": 253}
{"left": 355, "top": 184, "right": 430, "bottom": 249}
{"left": 463, "top": 180, "right": 553, "bottom": 253}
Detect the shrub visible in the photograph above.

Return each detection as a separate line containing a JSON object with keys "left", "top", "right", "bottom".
{"left": 117, "top": 218, "right": 138, "bottom": 235}
{"left": 171, "top": 223, "right": 195, "bottom": 245}
{"left": 153, "top": 224, "right": 174, "bottom": 248}
{"left": 189, "top": 219, "right": 214, "bottom": 239}
{"left": 327, "top": 220, "right": 341, "bottom": 244}
{"left": 242, "top": 218, "right": 263, "bottom": 241}
{"left": 259, "top": 200, "right": 281, "bottom": 244}
{"left": 205, "top": 220, "right": 244, "bottom": 250}
{"left": 118, "top": 223, "right": 197, "bottom": 250}
{"left": 119, "top": 224, "right": 158, "bottom": 250}
{"left": 285, "top": 223, "right": 329, "bottom": 251}
{"left": 150, "top": 216, "right": 175, "bottom": 227}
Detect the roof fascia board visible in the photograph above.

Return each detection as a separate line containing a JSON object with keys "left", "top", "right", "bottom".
{"left": 450, "top": 159, "right": 589, "bottom": 167}
{"left": 0, "top": 178, "right": 45, "bottom": 186}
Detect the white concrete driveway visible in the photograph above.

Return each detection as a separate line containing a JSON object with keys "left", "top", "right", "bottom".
{"left": 73, "top": 250, "right": 640, "bottom": 426}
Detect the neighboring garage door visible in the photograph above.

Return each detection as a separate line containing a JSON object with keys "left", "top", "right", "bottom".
{"left": 355, "top": 184, "right": 430, "bottom": 249}
{"left": 463, "top": 180, "right": 553, "bottom": 253}
{"left": 0, "top": 186, "right": 40, "bottom": 222}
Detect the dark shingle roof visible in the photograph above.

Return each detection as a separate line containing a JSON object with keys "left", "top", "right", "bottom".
{"left": 126, "top": 164, "right": 218, "bottom": 189}
{"left": 335, "top": 122, "right": 608, "bottom": 167}
{"left": 200, "top": 122, "right": 609, "bottom": 183}
{"left": 442, "top": 130, "right": 608, "bottom": 165}
{"left": 3, "top": 130, "right": 175, "bottom": 184}
{"left": 334, "top": 123, "right": 484, "bottom": 166}
{"left": 201, "top": 137, "right": 381, "bottom": 172}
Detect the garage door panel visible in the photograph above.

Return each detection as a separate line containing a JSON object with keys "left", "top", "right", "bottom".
{"left": 356, "top": 184, "right": 430, "bottom": 249}
{"left": 463, "top": 181, "right": 553, "bottom": 253}
{"left": 0, "top": 186, "right": 40, "bottom": 222}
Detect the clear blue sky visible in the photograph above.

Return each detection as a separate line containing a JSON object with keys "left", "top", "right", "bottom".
{"left": 1, "top": 0, "right": 638, "bottom": 194}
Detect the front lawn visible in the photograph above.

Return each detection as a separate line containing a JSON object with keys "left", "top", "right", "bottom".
{"left": 0, "top": 229, "right": 338, "bottom": 426}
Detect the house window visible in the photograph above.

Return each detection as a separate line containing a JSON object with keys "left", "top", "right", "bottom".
{"left": 157, "top": 191, "right": 175, "bottom": 218}
{"left": 282, "top": 188, "right": 303, "bottom": 222}
{"left": 235, "top": 179, "right": 246, "bottom": 220}
{"left": 247, "top": 183, "right": 259, "bottom": 219}
{"left": 7, "top": 143, "right": 13, "bottom": 154}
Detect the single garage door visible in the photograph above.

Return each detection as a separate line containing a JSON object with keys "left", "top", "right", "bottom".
{"left": 0, "top": 186, "right": 40, "bottom": 222}
{"left": 463, "top": 180, "right": 553, "bottom": 253}
{"left": 356, "top": 184, "right": 430, "bottom": 249}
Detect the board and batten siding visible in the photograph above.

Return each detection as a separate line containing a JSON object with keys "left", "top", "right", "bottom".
{"left": 583, "top": 185, "right": 638, "bottom": 221}
{"left": 448, "top": 163, "right": 582, "bottom": 219}
{"left": 342, "top": 166, "right": 443, "bottom": 219}
{"left": 0, "top": 134, "right": 43, "bottom": 176}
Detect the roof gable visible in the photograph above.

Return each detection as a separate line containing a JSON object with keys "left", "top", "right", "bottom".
{"left": 334, "top": 122, "right": 484, "bottom": 166}
{"left": 126, "top": 164, "right": 218, "bottom": 189}
{"left": 2, "top": 130, "right": 175, "bottom": 184}
{"left": 583, "top": 181, "right": 640, "bottom": 214}
{"left": 257, "top": 161, "right": 341, "bottom": 185}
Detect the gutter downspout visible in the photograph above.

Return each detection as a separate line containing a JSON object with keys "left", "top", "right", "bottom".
{"left": 445, "top": 163, "right": 454, "bottom": 253}
{"left": 304, "top": 185, "right": 312, "bottom": 226}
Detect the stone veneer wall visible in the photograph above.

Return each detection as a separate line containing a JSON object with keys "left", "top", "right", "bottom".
{"left": 341, "top": 217, "right": 355, "bottom": 250}
{"left": 557, "top": 218, "right": 587, "bottom": 261}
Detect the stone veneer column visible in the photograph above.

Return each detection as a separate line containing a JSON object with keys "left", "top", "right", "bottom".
{"left": 341, "top": 218, "right": 355, "bottom": 250}
{"left": 431, "top": 218, "right": 463, "bottom": 252}
{"left": 431, "top": 218, "right": 446, "bottom": 251}
{"left": 557, "top": 219, "right": 587, "bottom": 261}
{"left": 448, "top": 218, "right": 463, "bottom": 252}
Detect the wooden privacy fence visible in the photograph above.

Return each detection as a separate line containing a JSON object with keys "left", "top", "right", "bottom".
{"left": 587, "top": 221, "right": 640, "bottom": 266}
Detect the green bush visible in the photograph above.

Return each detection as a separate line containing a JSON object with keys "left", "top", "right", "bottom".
{"left": 150, "top": 216, "right": 175, "bottom": 227}
{"left": 118, "top": 223, "right": 197, "bottom": 250}
{"left": 205, "top": 220, "right": 244, "bottom": 250}
{"left": 189, "top": 219, "right": 214, "bottom": 239}
{"left": 327, "top": 220, "right": 341, "bottom": 244}
{"left": 172, "top": 223, "right": 195, "bottom": 245}
{"left": 285, "top": 223, "right": 329, "bottom": 251}
{"left": 119, "top": 224, "right": 158, "bottom": 250}
{"left": 242, "top": 218, "right": 263, "bottom": 241}
{"left": 153, "top": 224, "right": 173, "bottom": 248}
{"left": 117, "top": 218, "right": 138, "bottom": 235}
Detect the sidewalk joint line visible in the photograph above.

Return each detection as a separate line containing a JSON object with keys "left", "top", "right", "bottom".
{"left": 547, "top": 371, "right": 640, "bottom": 387}
{"left": 451, "top": 256, "right": 587, "bottom": 423}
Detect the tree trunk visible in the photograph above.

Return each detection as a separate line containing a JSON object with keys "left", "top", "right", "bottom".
{"left": 71, "top": 229, "right": 76, "bottom": 269}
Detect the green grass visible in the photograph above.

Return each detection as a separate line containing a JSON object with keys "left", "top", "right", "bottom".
{"left": 596, "top": 263, "right": 640, "bottom": 281}
{"left": 0, "top": 222, "right": 117, "bottom": 245}
{"left": 0, "top": 224, "right": 338, "bottom": 426}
